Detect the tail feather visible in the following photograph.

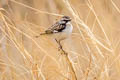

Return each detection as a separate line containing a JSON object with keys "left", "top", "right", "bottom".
{"left": 40, "top": 32, "right": 46, "bottom": 35}
{"left": 35, "top": 32, "right": 46, "bottom": 38}
{"left": 35, "top": 30, "right": 53, "bottom": 38}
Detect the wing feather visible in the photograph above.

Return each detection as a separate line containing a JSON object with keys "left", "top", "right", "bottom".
{"left": 45, "top": 21, "right": 66, "bottom": 34}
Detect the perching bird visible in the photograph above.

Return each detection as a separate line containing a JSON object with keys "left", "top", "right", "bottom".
{"left": 35, "top": 16, "right": 73, "bottom": 46}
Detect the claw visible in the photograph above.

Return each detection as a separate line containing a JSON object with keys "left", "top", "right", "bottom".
{"left": 58, "top": 45, "right": 62, "bottom": 51}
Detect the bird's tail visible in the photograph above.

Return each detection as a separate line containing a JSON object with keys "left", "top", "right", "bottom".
{"left": 40, "top": 32, "right": 46, "bottom": 35}
{"left": 35, "top": 32, "right": 46, "bottom": 38}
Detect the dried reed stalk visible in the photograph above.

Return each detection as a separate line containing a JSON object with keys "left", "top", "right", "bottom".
{"left": 56, "top": 40, "right": 77, "bottom": 80}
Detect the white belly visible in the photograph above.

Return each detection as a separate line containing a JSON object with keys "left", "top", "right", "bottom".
{"left": 54, "top": 22, "right": 73, "bottom": 41}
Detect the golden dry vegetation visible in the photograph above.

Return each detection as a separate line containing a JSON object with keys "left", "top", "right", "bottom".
{"left": 0, "top": 0, "right": 120, "bottom": 80}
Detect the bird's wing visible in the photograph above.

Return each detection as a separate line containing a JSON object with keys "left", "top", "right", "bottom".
{"left": 45, "top": 21, "right": 66, "bottom": 34}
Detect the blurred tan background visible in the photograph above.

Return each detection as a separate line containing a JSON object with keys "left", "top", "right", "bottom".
{"left": 0, "top": 0, "right": 120, "bottom": 80}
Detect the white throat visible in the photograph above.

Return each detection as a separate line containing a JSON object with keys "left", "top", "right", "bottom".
{"left": 64, "top": 22, "right": 73, "bottom": 33}
{"left": 55, "top": 22, "right": 73, "bottom": 41}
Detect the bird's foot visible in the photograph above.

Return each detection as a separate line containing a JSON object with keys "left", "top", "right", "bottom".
{"left": 58, "top": 45, "right": 62, "bottom": 51}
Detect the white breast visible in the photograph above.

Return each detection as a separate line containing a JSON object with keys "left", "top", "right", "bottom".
{"left": 56, "top": 22, "right": 73, "bottom": 41}
{"left": 63, "top": 22, "right": 73, "bottom": 33}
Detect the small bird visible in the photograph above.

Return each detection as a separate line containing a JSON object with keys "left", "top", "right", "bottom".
{"left": 35, "top": 16, "right": 73, "bottom": 48}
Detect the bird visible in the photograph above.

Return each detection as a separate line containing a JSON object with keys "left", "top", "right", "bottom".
{"left": 35, "top": 16, "right": 73, "bottom": 49}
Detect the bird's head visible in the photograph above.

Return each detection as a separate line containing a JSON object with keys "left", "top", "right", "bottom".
{"left": 61, "top": 16, "right": 71, "bottom": 22}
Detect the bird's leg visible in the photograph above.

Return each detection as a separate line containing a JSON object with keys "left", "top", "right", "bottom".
{"left": 58, "top": 40, "right": 62, "bottom": 50}
{"left": 55, "top": 39, "right": 62, "bottom": 51}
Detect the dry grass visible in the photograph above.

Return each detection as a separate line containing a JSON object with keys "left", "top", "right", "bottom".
{"left": 0, "top": 0, "right": 120, "bottom": 80}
